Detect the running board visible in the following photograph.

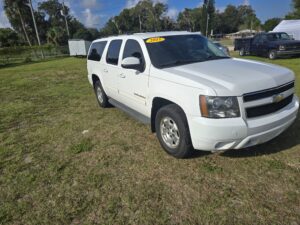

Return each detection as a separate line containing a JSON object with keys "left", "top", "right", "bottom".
{"left": 108, "top": 98, "right": 151, "bottom": 124}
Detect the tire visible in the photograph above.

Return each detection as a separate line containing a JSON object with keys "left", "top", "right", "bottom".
{"left": 269, "top": 50, "right": 277, "bottom": 60}
{"left": 155, "top": 104, "right": 194, "bottom": 158}
{"left": 239, "top": 48, "right": 245, "bottom": 56}
{"left": 94, "top": 80, "right": 110, "bottom": 108}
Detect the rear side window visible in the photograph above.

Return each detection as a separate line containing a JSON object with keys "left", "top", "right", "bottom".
{"left": 106, "top": 40, "right": 122, "bottom": 65}
{"left": 88, "top": 41, "right": 107, "bottom": 61}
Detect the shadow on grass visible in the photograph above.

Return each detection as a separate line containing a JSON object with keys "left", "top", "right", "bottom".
{"left": 221, "top": 111, "right": 300, "bottom": 158}
{"left": 0, "top": 56, "right": 69, "bottom": 69}
{"left": 186, "top": 150, "right": 211, "bottom": 159}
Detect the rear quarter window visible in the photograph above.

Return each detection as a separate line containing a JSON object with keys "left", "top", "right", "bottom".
{"left": 88, "top": 41, "right": 107, "bottom": 61}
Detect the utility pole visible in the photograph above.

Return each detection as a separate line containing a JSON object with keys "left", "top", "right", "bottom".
{"left": 28, "top": 0, "right": 44, "bottom": 59}
{"left": 205, "top": 0, "right": 210, "bottom": 37}
{"left": 61, "top": 0, "right": 70, "bottom": 37}
{"left": 206, "top": 14, "right": 209, "bottom": 37}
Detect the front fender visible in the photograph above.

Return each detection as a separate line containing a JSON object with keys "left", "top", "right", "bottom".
{"left": 148, "top": 78, "right": 209, "bottom": 117}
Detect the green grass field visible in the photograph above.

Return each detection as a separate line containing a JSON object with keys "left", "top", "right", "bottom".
{"left": 0, "top": 54, "right": 300, "bottom": 225}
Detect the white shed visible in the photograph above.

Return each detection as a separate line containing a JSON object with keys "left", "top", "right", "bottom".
{"left": 68, "top": 39, "right": 91, "bottom": 56}
{"left": 272, "top": 20, "right": 300, "bottom": 40}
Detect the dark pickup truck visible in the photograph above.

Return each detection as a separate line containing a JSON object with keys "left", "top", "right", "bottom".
{"left": 234, "top": 32, "right": 300, "bottom": 59}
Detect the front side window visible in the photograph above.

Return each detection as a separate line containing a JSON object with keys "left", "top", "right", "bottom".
{"left": 267, "top": 33, "right": 291, "bottom": 41}
{"left": 106, "top": 40, "right": 122, "bottom": 65}
{"left": 144, "top": 35, "right": 229, "bottom": 69}
{"left": 123, "top": 39, "right": 145, "bottom": 71}
{"left": 88, "top": 41, "right": 107, "bottom": 61}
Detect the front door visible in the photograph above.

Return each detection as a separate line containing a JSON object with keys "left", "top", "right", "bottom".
{"left": 118, "top": 39, "right": 149, "bottom": 115}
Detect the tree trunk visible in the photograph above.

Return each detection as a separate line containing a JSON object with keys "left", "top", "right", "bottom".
{"left": 139, "top": 14, "right": 142, "bottom": 32}
{"left": 16, "top": 6, "right": 32, "bottom": 46}
{"left": 112, "top": 20, "right": 121, "bottom": 34}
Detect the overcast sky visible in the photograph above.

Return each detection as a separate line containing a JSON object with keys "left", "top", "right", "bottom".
{"left": 0, "top": 0, "right": 294, "bottom": 29}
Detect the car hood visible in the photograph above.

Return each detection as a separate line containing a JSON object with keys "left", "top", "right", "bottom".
{"left": 161, "top": 58, "right": 295, "bottom": 96}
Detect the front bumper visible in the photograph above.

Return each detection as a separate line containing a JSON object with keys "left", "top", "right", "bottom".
{"left": 188, "top": 95, "right": 299, "bottom": 151}
{"left": 276, "top": 49, "right": 300, "bottom": 56}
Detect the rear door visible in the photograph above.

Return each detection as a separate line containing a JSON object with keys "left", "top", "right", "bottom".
{"left": 252, "top": 34, "right": 268, "bottom": 56}
{"left": 251, "top": 35, "right": 261, "bottom": 55}
{"left": 259, "top": 34, "right": 269, "bottom": 56}
{"left": 103, "top": 39, "right": 123, "bottom": 100}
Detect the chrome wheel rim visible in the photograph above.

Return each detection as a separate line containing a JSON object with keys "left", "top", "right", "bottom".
{"left": 96, "top": 86, "right": 104, "bottom": 103}
{"left": 160, "top": 116, "right": 180, "bottom": 149}
{"left": 269, "top": 52, "right": 275, "bottom": 59}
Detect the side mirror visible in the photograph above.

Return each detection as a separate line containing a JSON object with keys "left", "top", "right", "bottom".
{"left": 121, "top": 57, "right": 141, "bottom": 71}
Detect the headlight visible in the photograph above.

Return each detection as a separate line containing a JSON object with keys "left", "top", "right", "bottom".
{"left": 200, "top": 95, "right": 240, "bottom": 118}
{"left": 279, "top": 45, "right": 286, "bottom": 51}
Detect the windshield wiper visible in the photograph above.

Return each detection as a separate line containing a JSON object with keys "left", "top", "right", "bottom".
{"left": 159, "top": 59, "right": 204, "bottom": 68}
{"left": 205, "top": 55, "right": 230, "bottom": 61}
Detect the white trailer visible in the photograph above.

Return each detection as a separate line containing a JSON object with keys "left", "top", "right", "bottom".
{"left": 68, "top": 39, "right": 91, "bottom": 56}
{"left": 273, "top": 20, "right": 300, "bottom": 40}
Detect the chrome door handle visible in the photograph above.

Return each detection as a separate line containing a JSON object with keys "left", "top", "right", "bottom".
{"left": 119, "top": 73, "right": 126, "bottom": 78}
{"left": 103, "top": 69, "right": 108, "bottom": 73}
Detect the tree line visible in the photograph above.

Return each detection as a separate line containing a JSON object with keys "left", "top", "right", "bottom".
{"left": 1, "top": 0, "right": 299, "bottom": 48}
{"left": 99, "top": 0, "right": 261, "bottom": 37}
{"left": 1, "top": 0, "right": 100, "bottom": 47}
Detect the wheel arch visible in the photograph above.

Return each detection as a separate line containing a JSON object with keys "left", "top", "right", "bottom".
{"left": 150, "top": 97, "right": 188, "bottom": 133}
{"left": 92, "top": 74, "right": 101, "bottom": 86}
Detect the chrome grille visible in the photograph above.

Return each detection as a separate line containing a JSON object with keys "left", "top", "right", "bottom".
{"left": 243, "top": 82, "right": 295, "bottom": 118}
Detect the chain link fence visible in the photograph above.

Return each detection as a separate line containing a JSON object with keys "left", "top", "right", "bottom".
{"left": 0, "top": 45, "right": 69, "bottom": 67}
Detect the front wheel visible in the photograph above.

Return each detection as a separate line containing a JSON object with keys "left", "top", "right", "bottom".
{"left": 269, "top": 50, "right": 277, "bottom": 60}
{"left": 155, "top": 104, "right": 194, "bottom": 158}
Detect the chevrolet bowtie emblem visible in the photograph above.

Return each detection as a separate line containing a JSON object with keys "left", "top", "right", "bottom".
{"left": 273, "top": 94, "right": 284, "bottom": 103}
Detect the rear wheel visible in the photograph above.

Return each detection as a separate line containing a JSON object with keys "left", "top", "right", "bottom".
{"left": 269, "top": 50, "right": 277, "bottom": 60}
{"left": 239, "top": 48, "right": 246, "bottom": 56}
{"left": 94, "top": 80, "right": 110, "bottom": 108}
{"left": 155, "top": 104, "right": 193, "bottom": 158}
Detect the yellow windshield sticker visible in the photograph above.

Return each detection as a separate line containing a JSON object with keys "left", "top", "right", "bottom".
{"left": 146, "top": 37, "right": 165, "bottom": 43}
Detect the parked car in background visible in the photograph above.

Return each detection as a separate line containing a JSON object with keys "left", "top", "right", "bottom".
{"left": 213, "top": 41, "right": 230, "bottom": 56}
{"left": 87, "top": 31, "right": 299, "bottom": 158}
{"left": 234, "top": 32, "right": 300, "bottom": 59}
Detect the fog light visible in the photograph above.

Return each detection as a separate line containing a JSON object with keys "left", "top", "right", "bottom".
{"left": 279, "top": 45, "right": 286, "bottom": 51}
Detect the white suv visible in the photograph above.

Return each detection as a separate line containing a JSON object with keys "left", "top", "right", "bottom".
{"left": 87, "top": 31, "right": 299, "bottom": 158}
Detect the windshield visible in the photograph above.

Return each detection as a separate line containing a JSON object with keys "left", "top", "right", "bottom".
{"left": 144, "top": 35, "right": 229, "bottom": 69}
{"left": 267, "top": 33, "right": 291, "bottom": 41}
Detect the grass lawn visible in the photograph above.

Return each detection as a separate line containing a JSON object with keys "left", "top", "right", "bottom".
{"left": 0, "top": 54, "right": 299, "bottom": 225}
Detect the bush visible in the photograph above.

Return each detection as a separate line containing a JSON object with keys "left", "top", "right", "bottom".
{"left": 23, "top": 56, "right": 32, "bottom": 63}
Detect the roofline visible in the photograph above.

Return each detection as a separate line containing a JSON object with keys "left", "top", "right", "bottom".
{"left": 92, "top": 31, "right": 202, "bottom": 43}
